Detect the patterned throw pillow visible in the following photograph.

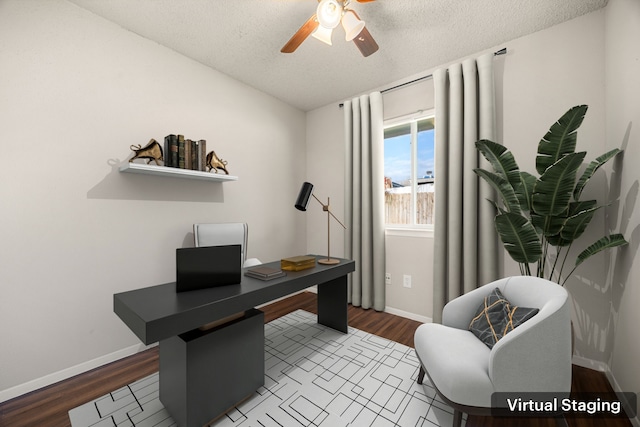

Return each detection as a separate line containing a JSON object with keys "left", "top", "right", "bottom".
{"left": 468, "top": 287, "right": 539, "bottom": 349}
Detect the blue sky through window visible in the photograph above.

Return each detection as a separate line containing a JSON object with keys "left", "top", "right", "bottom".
{"left": 384, "top": 129, "right": 435, "bottom": 185}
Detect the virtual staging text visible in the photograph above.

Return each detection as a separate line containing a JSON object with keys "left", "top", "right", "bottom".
{"left": 491, "top": 392, "right": 637, "bottom": 418}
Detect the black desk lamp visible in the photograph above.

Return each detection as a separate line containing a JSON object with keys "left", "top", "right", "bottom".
{"left": 295, "top": 181, "right": 347, "bottom": 265}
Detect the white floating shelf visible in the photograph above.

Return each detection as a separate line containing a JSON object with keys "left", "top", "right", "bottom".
{"left": 119, "top": 163, "right": 238, "bottom": 182}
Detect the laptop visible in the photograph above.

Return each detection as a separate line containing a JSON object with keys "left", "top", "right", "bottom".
{"left": 176, "top": 245, "right": 242, "bottom": 292}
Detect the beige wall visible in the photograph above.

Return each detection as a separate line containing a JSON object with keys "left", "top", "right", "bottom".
{"left": 499, "top": 10, "right": 609, "bottom": 365}
{"left": 341, "top": 1, "right": 640, "bottom": 403}
{"left": 305, "top": 103, "right": 346, "bottom": 259}
{"left": 308, "top": 8, "right": 611, "bottom": 324}
{"left": 307, "top": 6, "right": 640, "bottom": 411}
{"left": 385, "top": 231, "right": 434, "bottom": 320}
{"left": 2, "top": 0, "right": 638, "bottom": 409}
{"left": 305, "top": 5, "right": 640, "bottom": 405}
{"left": 0, "top": 0, "right": 306, "bottom": 400}
{"left": 605, "top": 0, "right": 640, "bottom": 399}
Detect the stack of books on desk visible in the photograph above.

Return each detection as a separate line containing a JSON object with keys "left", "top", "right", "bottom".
{"left": 281, "top": 255, "right": 316, "bottom": 272}
{"left": 245, "top": 266, "right": 286, "bottom": 281}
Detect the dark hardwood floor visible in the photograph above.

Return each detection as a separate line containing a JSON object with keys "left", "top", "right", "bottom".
{"left": 0, "top": 292, "right": 632, "bottom": 427}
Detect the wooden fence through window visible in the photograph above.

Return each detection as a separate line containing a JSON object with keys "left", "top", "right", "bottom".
{"left": 385, "top": 191, "right": 435, "bottom": 225}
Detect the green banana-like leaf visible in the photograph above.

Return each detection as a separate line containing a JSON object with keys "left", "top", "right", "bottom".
{"left": 540, "top": 213, "right": 569, "bottom": 240}
{"left": 546, "top": 233, "right": 569, "bottom": 247}
{"left": 476, "top": 140, "right": 521, "bottom": 189}
{"left": 568, "top": 199, "right": 598, "bottom": 214}
{"left": 533, "top": 192, "right": 598, "bottom": 246}
{"left": 575, "top": 234, "right": 628, "bottom": 267}
{"left": 574, "top": 148, "right": 622, "bottom": 200}
{"left": 474, "top": 169, "right": 521, "bottom": 213}
{"left": 495, "top": 212, "right": 542, "bottom": 264}
{"left": 532, "top": 151, "right": 586, "bottom": 216}
{"left": 517, "top": 171, "right": 537, "bottom": 212}
{"left": 536, "top": 105, "right": 588, "bottom": 174}
{"left": 531, "top": 212, "right": 544, "bottom": 233}
{"left": 559, "top": 201, "right": 601, "bottom": 243}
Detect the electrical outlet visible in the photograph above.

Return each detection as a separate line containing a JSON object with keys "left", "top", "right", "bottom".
{"left": 385, "top": 273, "right": 392, "bottom": 285}
{"left": 403, "top": 274, "right": 412, "bottom": 288}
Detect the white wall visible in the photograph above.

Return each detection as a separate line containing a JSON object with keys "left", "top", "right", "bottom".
{"left": 307, "top": 5, "right": 640, "bottom": 410}
{"left": 385, "top": 231, "right": 434, "bottom": 321}
{"left": 305, "top": 79, "right": 438, "bottom": 320}
{"left": 307, "top": 11, "right": 608, "bottom": 328}
{"left": 0, "top": 0, "right": 307, "bottom": 400}
{"left": 333, "top": 2, "right": 640, "bottom": 404}
{"left": 305, "top": 103, "right": 346, "bottom": 259}
{"left": 499, "top": 10, "right": 610, "bottom": 365}
{"left": 605, "top": 0, "right": 640, "bottom": 400}
{"left": 3, "top": 0, "right": 638, "bottom": 408}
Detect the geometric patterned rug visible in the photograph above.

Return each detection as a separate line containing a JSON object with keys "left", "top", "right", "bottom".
{"left": 69, "top": 310, "right": 465, "bottom": 427}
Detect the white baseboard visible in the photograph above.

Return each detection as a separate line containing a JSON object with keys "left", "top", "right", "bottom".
{"left": 0, "top": 342, "right": 155, "bottom": 404}
{"left": 281, "top": 288, "right": 430, "bottom": 325}
{"left": 9, "top": 297, "right": 635, "bottom": 427}
{"left": 384, "top": 306, "right": 432, "bottom": 324}
{"left": 603, "top": 366, "right": 640, "bottom": 427}
{"left": 571, "top": 355, "right": 639, "bottom": 427}
{"left": 263, "top": 287, "right": 432, "bottom": 324}
{"left": 571, "top": 355, "right": 608, "bottom": 372}
{"left": 0, "top": 290, "right": 313, "bottom": 405}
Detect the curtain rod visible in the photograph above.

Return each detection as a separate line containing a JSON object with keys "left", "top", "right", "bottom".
{"left": 339, "top": 47, "right": 507, "bottom": 108}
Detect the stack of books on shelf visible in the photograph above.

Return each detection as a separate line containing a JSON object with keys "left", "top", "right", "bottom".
{"left": 281, "top": 255, "right": 316, "bottom": 272}
{"left": 163, "top": 134, "right": 207, "bottom": 171}
{"left": 245, "top": 266, "right": 286, "bottom": 281}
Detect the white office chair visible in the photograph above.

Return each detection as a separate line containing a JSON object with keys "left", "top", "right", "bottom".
{"left": 193, "top": 223, "right": 262, "bottom": 268}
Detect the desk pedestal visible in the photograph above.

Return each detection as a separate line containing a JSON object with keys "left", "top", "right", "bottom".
{"left": 318, "top": 275, "right": 348, "bottom": 333}
{"left": 159, "top": 309, "right": 264, "bottom": 427}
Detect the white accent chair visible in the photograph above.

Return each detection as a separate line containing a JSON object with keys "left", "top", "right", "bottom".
{"left": 193, "top": 223, "right": 262, "bottom": 268}
{"left": 414, "top": 276, "right": 572, "bottom": 427}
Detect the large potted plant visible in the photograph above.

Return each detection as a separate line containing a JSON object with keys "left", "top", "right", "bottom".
{"left": 474, "top": 105, "right": 627, "bottom": 285}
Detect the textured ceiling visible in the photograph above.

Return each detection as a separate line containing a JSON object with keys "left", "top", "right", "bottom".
{"left": 67, "top": 0, "right": 608, "bottom": 111}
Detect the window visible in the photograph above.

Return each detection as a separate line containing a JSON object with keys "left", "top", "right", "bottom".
{"left": 384, "top": 113, "right": 435, "bottom": 227}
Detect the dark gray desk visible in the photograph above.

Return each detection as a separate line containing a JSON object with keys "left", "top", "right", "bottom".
{"left": 114, "top": 256, "right": 354, "bottom": 427}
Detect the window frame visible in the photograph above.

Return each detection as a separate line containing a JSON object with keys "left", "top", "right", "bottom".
{"left": 383, "top": 109, "right": 435, "bottom": 233}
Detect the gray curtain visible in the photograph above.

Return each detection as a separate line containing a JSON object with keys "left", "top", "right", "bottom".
{"left": 344, "top": 92, "right": 385, "bottom": 311}
{"left": 433, "top": 53, "right": 499, "bottom": 323}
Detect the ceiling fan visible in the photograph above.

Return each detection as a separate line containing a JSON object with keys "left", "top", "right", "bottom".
{"left": 281, "top": 0, "right": 379, "bottom": 57}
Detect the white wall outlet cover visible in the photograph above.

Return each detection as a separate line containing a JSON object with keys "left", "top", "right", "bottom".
{"left": 403, "top": 274, "right": 411, "bottom": 288}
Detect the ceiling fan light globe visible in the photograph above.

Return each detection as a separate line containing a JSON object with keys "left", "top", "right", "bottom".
{"left": 341, "top": 10, "right": 365, "bottom": 41}
{"left": 316, "top": 0, "right": 342, "bottom": 29}
{"left": 311, "top": 25, "right": 333, "bottom": 45}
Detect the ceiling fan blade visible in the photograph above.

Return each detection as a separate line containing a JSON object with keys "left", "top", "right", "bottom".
{"left": 350, "top": 11, "right": 378, "bottom": 57}
{"left": 353, "top": 26, "right": 378, "bottom": 57}
{"left": 281, "top": 14, "right": 319, "bottom": 53}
